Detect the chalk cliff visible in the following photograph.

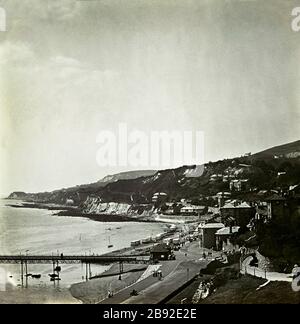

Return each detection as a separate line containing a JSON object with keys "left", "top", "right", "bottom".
{"left": 82, "top": 197, "right": 155, "bottom": 217}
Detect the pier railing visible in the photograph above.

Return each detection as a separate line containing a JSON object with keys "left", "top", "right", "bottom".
{"left": 0, "top": 254, "right": 150, "bottom": 264}
{"left": 0, "top": 253, "right": 151, "bottom": 286}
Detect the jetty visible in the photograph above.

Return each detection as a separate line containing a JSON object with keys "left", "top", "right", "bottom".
{"left": 0, "top": 253, "right": 150, "bottom": 286}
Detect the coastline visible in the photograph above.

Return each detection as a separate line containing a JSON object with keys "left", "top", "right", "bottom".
{"left": 1, "top": 199, "right": 177, "bottom": 304}
{"left": 55, "top": 210, "right": 158, "bottom": 223}
{"left": 5, "top": 200, "right": 159, "bottom": 223}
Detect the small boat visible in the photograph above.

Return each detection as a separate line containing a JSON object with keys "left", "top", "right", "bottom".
{"left": 54, "top": 266, "right": 61, "bottom": 272}
{"left": 107, "top": 235, "right": 113, "bottom": 248}
{"left": 32, "top": 274, "right": 41, "bottom": 279}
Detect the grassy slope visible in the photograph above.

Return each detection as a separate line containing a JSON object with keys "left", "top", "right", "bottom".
{"left": 201, "top": 276, "right": 300, "bottom": 304}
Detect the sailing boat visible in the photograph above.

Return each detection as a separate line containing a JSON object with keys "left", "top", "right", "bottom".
{"left": 107, "top": 235, "right": 113, "bottom": 248}
{"left": 106, "top": 225, "right": 113, "bottom": 248}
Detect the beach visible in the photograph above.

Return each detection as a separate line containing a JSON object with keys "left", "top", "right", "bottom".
{"left": 70, "top": 263, "right": 147, "bottom": 304}
{"left": 0, "top": 199, "right": 165, "bottom": 303}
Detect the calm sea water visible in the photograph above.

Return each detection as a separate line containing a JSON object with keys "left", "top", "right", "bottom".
{"left": 0, "top": 199, "right": 164, "bottom": 289}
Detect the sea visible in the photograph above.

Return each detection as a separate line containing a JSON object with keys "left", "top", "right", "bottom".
{"left": 0, "top": 199, "right": 164, "bottom": 302}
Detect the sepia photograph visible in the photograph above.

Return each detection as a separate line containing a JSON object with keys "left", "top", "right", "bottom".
{"left": 0, "top": 0, "right": 299, "bottom": 307}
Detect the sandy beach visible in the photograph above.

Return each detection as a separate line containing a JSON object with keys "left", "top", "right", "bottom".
{"left": 0, "top": 285, "right": 81, "bottom": 304}
{"left": 70, "top": 263, "right": 146, "bottom": 304}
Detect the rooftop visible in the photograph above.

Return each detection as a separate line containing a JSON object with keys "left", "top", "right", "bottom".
{"left": 289, "top": 184, "right": 300, "bottom": 191}
{"left": 181, "top": 205, "right": 206, "bottom": 210}
{"left": 238, "top": 202, "right": 251, "bottom": 208}
{"left": 217, "top": 192, "right": 231, "bottom": 196}
{"left": 151, "top": 243, "right": 171, "bottom": 253}
{"left": 216, "top": 226, "right": 240, "bottom": 235}
{"left": 221, "top": 201, "right": 252, "bottom": 209}
{"left": 152, "top": 192, "right": 168, "bottom": 196}
{"left": 198, "top": 223, "right": 225, "bottom": 229}
{"left": 266, "top": 194, "right": 286, "bottom": 201}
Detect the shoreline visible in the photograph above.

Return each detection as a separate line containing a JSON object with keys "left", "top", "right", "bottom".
{"left": 0, "top": 285, "right": 82, "bottom": 304}
{"left": 55, "top": 210, "right": 158, "bottom": 223}
{"left": 1, "top": 200, "right": 179, "bottom": 303}
{"left": 5, "top": 201, "right": 159, "bottom": 223}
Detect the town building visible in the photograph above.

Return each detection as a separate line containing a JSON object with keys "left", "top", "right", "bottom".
{"left": 266, "top": 194, "right": 288, "bottom": 219}
{"left": 289, "top": 184, "right": 300, "bottom": 199}
{"left": 255, "top": 203, "right": 269, "bottom": 221}
{"left": 216, "top": 191, "right": 231, "bottom": 208}
{"left": 198, "top": 223, "right": 225, "bottom": 249}
{"left": 210, "top": 174, "right": 223, "bottom": 182}
{"left": 263, "top": 186, "right": 300, "bottom": 220}
{"left": 229, "top": 179, "right": 249, "bottom": 192}
{"left": 180, "top": 205, "right": 206, "bottom": 216}
{"left": 150, "top": 243, "right": 172, "bottom": 262}
{"left": 152, "top": 192, "right": 168, "bottom": 204}
{"left": 215, "top": 226, "right": 240, "bottom": 251}
{"left": 220, "top": 201, "right": 255, "bottom": 228}
{"left": 66, "top": 198, "right": 74, "bottom": 205}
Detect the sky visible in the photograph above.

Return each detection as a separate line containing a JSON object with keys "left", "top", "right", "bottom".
{"left": 0, "top": 0, "right": 299, "bottom": 194}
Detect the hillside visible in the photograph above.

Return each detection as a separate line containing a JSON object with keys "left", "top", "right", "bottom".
{"left": 90, "top": 139, "right": 300, "bottom": 204}
{"left": 201, "top": 276, "right": 300, "bottom": 304}
{"left": 8, "top": 140, "right": 300, "bottom": 205}
{"left": 248, "top": 139, "right": 300, "bottom": 160}
{"left": 8, "top": 170, "right": 156, "bottom": 204}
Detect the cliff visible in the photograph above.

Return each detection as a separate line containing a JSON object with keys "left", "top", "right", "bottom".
{"left": 82, "top": 197, "right": 155, "bottom": 217}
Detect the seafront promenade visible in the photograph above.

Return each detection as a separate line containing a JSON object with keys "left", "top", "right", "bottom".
{"left": 99, "top": 241, "right": 216, "bottom": 304}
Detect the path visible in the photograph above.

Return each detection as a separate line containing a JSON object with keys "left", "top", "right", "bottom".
{"left": 241, "top": 256, "right": 292, "bottom": 282}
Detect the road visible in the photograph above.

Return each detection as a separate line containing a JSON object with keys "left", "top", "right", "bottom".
{"left": 99, "top": 241, "right": 213, "bottom": 304}
{"left": 241, "top": 256, "right": 293, "bottom": 282}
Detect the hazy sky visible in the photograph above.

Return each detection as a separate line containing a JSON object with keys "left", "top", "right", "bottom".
{"left": 0, "top": 0, "right": 299, "bottom": 194}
